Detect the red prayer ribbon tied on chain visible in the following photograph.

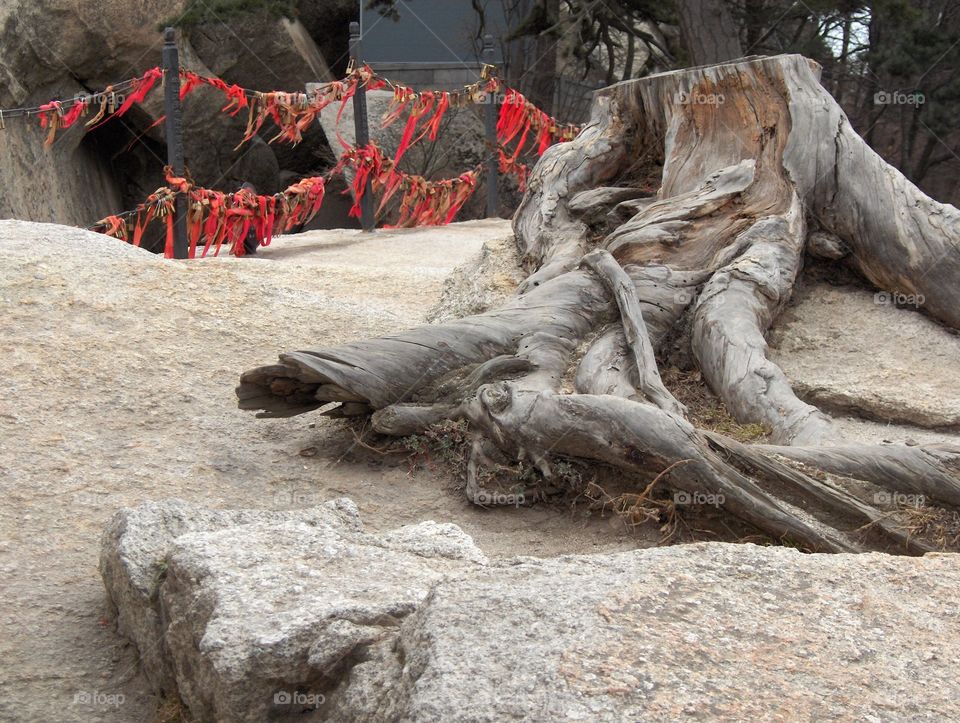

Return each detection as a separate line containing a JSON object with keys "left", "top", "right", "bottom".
{"left": 95, "top": 170, "right": 326, "bottom": 259}
{"left": 93, "top": 140, "right": 481, "bottom": 251}
{"left": 180, "top": 66, "right": 580, "bottom": 168}
{"left": 79, "top": 64, "right": 581, "bottom": 245}
{"left": 35, "top": 63, "right": 580, "bottom": 210}
{"left": 33, "top": 62, "right": 581, "bottom": 175}
{"left": 495, "top": 87, "right": 578, "bottom": 160}
{"left": 179, "top": 65, "right": 387, "bottom": 150}
{"left": 37, "top": 67, "right": 164, "bottom": 145}
{"left": 333, "top": 142, "right": 480, "bottom": 227}
{"left": 173, "top": 169, "right": 326, "bottom": 259}
{"left": 376, "top": 78, "right": 578, "bottom": 191}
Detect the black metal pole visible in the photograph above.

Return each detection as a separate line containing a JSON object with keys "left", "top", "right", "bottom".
{"left": 349, "top": 21, "right": 375, "bottom": 232}
{"left": 482, "top": 34, "right": 500, "bottom": 219}
{"left": 162, "top": 27, "right": 188, "bottom": 259}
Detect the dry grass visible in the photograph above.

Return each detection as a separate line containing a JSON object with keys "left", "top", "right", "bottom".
{"left": 399, "top": 419, "right": 472, "bottom": 475}
{"left": 660, "top": 366, "right": 771, "bottom": 443}
{"left": 582, "top": 480, "right": 680, "bottom": 542}
{"left": 152, "top": 697, "right": 193, "bottom": 723}
{"left": 898, "top": 506, "right": 960, "bottom": 550}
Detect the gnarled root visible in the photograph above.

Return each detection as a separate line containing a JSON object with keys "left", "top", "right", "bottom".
{"left": 462, "top": 384, "right": 958, "bottom": 553}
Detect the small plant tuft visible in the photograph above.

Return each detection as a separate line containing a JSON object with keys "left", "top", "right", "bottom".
{"left": 401, "top": 420, "right": 471, "bottom": 474}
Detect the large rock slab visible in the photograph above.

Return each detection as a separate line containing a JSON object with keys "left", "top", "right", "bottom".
{"left": 427, "top": 232, "right": 525, "bottom": 323}
{"left": 366, "top": 544, "right": 960, "bottom": 721}
{"left": 99, "top": 497, "right": 365, "bottom": 695}
{"left": 770, "top": 279, "right": 960, "bottom": 430}
{"left": 103, "top": 498, "right": 960, "bottom": 722}
{"left": 0, "top": 218, "right": 538, "bottom": 723}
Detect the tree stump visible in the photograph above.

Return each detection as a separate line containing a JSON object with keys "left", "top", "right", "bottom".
{"left": 238, "top": 55, "right": 960, "bottom": 554}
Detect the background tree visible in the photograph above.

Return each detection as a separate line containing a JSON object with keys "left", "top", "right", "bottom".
{"left": 372, "top": 0, "right": 958, "bottom": 202}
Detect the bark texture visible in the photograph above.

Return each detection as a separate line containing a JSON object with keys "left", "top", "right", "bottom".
{"left": 676, "top": 0, "right": 744, "bottom": 66}
{"left": 239, "top": 55, "right": 960, "bottom": 554}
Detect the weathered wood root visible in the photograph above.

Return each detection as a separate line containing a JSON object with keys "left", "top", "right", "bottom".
{"left": 581, "top": 249, "right": 686, "bottom": 417}
{"left": 691, "top": 201, "right": 836, "bottom": 445}
{"left": 460, "top": 384, "right": 959, "bottom": 554}
{"left": 237, "top": 268, "right": 615, "bottom": 416}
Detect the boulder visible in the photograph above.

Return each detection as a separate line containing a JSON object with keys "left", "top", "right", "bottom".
{"left": 187, "top": 14, "right": 336, "bottom": 177}
{"left": 100, "top": 498, "right": 486, "bottom": 721}
{"left": 294, "top": 0, "right": 356, "bottom": 77}
{"left": 0, "top": 3, "right": 341, "bottom": 228}
{"left": 0, "top": 0, "right": 191, "bottom": 226}
{"left": 427, "top": 232, "right": 525, "bottom": 323}
{"left": 99, "top": 497, "right": 365, "bottom": 695}
{"left": 0, "top": 1, "right": 192, "bottom": 105}
{"left": 0, "top": 93, "right": 124, "bottom": 227}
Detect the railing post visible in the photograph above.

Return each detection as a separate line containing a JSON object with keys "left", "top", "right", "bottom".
{"left": 349, "top": 21, "right": 375, "bottom": 232}
{"left": 162, "top": 27, "right": 188, "bottom": 259}
{"left": 482, "top": 34, "right": 500, "bottom": 219}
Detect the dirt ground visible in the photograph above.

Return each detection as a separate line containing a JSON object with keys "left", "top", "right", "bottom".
{"left": 0, "top": 220, "right": 643, "bottom": 723}
{"left": 1, "top": 218, "right": 957, "bottom": 722}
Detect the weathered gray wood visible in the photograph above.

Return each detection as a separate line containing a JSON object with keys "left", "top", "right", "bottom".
{"left": 462, "top": 385, "right": 860, "bottom": 552}
{"left": 512, "top": 94, "right": 631, "bottom": 292}
{"left": 581, "top": 248, "right": 685, "bottom": 416}
{"left": 239, "top": 54, "right": 960, "bottom": 554}
{"left": 692, "top": 202, "right": 836, "bottom": 445}
{"left": 568, "top": 186, "right": 651, "bottom": 224}
{"left": 371, "top": 404, "right": 456, "bottom": 436}
{"left": 574, "top": 326, "right": 637, "bottom": 397}
{"left": 749, "top": 442, "right": 960, "bottom": 508}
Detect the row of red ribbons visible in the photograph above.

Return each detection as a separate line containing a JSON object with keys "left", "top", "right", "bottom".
{"left": 95, "top": 147, "right": 481, "bottom": 258}
{"left": 176, "top": 65, "right": 578, "bottom": 187}
{"left": 95, "top": 171, "right": 327, "bottom": 259}
{"left": 30, "top": 64, "right": 582, "bottom": 245}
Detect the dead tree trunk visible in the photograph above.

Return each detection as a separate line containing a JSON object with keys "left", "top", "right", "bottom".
{"left": 238, "top": 55, "right": 960, "bottom": 554}
{"left": 676, "top": 0, "right": 744, "bottom": 66}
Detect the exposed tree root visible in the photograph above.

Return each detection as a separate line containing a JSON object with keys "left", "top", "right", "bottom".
{"left": 581, "top": 249, "right": 686, "bottom": 416}
{"left": 239, "top": 55, "right": 960, "bottom": 555}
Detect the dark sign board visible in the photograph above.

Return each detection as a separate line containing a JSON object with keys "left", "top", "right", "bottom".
{"left": 359, "top": 0, "right": 508, "bottom": 65}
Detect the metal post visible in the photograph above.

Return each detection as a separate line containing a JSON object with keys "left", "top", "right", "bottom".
{"left": 162, "top": 27, "right": 188, "bottom": 259}
{"left": 349, "top": 21, "right": 375, "bottom": 232}
{"left": 482, "top": 34, "right": 500, "bottom": 218}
